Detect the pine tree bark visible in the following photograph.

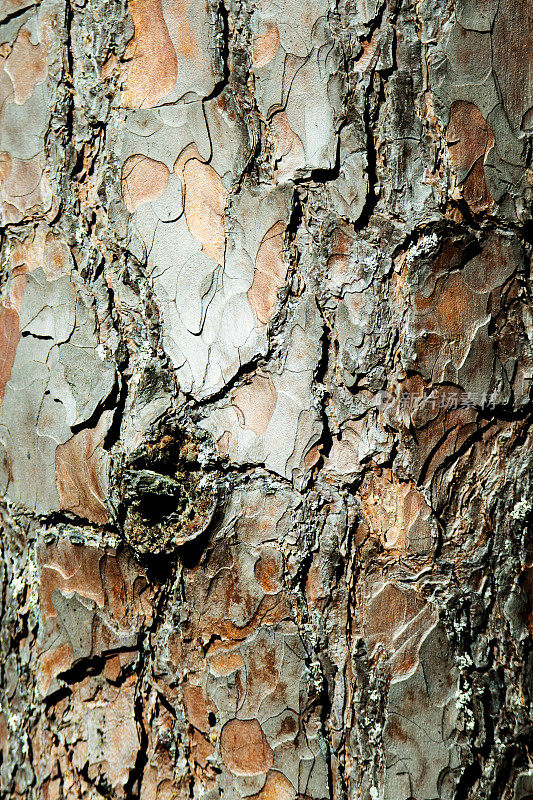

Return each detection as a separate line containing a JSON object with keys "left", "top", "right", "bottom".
{"left": 0, "top": 0, "right": 531, "bottom": 798}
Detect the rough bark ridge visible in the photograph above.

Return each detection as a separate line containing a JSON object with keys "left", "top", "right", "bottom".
{"left": 0, "top": 0, "right": 531, "bottom": 797}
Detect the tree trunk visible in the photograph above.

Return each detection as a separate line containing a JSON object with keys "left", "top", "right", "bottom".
{"left": 0, "top": 0, "right": 531, "bottom": 797}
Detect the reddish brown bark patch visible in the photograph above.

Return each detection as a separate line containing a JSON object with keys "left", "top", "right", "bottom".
{"left": 0, "top": 304, "right": 19, "bottom": 403}
{"left": 38, "top": 539, "right": 106, "bottom": 620}
{"left": 447, "top": 101, "right": 493, "bottom": 213}
{"left": 364, "top": 582, "right": 438, "bottom": 681}
{"left": 207, "top": 644, "right": 245, "bottom": 677}
{"left": 249, "top": 770, "right": 296, "bottom": 800}
{"left": 182, "top": 683, "right": 211, "bottom": 733}
{"left": 220, "top": 718, "right": 274, "bottom": 776}
{"left": 55, "top": 411, "right": 111, "bottom": 525}
{"left": 254, "top": 546, "right": 284, "bottom": 594}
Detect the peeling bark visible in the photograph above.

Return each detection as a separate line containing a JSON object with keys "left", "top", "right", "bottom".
{"left": 0, "top": 0, "right": 531, "bottom": 798}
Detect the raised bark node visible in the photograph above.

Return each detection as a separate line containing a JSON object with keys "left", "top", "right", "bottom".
{"left": 120, "top": 432, "right": 218, "bottom": 555}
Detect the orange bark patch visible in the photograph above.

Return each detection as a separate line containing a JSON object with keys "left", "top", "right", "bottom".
{"left": 249, "top": 770, "right": 296, "bottom": 800}
{"left": 163, "top": 0, "right": 202, "bottom": 63}
{"left": 248, "top": 221, "right": 287, "bottom": 326}
{"left": 414, "top": 270, "right": 486, "bottom": 340}
{"left": 43, "top": 233, "right": 72, "bottom": 280}
{"left": 38, "top": 540, "right": 106, "bottom": 620}
{"left": 0, "top": 151, "right": 11, "bottom": 187}
{"left": 182, "top": 684, "right": 211, "bottom": 733}
{"left": 462, "top": 231, "right": 522, "bottom": 292}
{"left": 220, "top": 718, "right": 274, "bottom": 776}
{"left": 4, "top": 28, "right": 48, "bottom": 105}
{"left": 175, "top": 146, "right": 227, "bottom": 262}
{"left": 82, "top": 675, "right": 140, "bottom": 790}
{"left": 270, "top": 112, "right": 305, "bottom": 181}
{"left": 231, "top": 372, "right": 277, "bottom": 436}
{"left": 254, "top": 546, "right": 284, "bottom": 594}
{"left": 207, "top": 644, "right": 245, "bottom": 677}
{"left": 190, "top": 728, "right": 215, "bottom": 768}
{"left": 353, "top": 30, "right": 379, "bottom": 72}
{"left": 360, "top": 471, "right": 432, "bottom": 551}
{"left": 431, "top": 271, "right": 480, "bottom": 338}
{"left": 55, "top": 411, "right": 111, "bottom": 525}
{"left": 121, "top": 154, "right": 170, "bottom": 212}
{"left": 38, "top": 642, "right": 74, "bottom": 694}
{"left": 123, "top": 0, "right": 177, "bottom": 108}
{"left": 101, "top": 53, "right": 119, "bottom": 79}
{"left": 216, "top": 429, "right": 231, "bottom": 456}
{"left": 327, "top": 225, "right": 353, "bottom": 287}
{"left": 461, "top": 159, "right": 494, "bottom": 213}
{"left": 0, "top": 304, "right": 20, "bottom": 403}
{"left": 364, "top": 582, "right": 438, "bottom": 681}
{"left": 11, "top": 226, "right": 46, "bottom": 274}
{"left": 447, "top": 101, "right": 489, "bottom": 175}
{"left": 252, "top": 22, "right": 280, "bottom": 67}
{"left": 447, "top": 101, "right": 494, "bottom": 214}
{"left": 401, "top": 381, "right": 478, "bottom": 485}
{"left": 104, "top": 654, "right": 123, "bottom": 682}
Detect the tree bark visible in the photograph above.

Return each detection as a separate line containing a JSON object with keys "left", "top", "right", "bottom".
{"left": 0, "top": 0, "right": 531, "bottom": 798}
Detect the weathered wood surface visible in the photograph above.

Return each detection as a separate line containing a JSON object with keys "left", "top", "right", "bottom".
{"left": 0, "top": 0, "right": 531, "bottom": 797}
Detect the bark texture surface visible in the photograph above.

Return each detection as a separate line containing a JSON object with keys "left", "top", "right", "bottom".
{"left": 0, "top": 0, "right": 531, "bottom": 798}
